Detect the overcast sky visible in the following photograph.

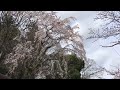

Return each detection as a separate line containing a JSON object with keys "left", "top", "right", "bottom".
{"left": 56, "top": 11, "right": 120, "bottom": 79}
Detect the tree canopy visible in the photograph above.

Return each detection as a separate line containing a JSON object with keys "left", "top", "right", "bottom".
{"left": 0, "top": 11, "right": 86, "bottom": 79}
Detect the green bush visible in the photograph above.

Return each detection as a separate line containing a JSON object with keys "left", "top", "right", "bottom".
{"left": 67, "top": 54, "right": 85, "bottom": 79}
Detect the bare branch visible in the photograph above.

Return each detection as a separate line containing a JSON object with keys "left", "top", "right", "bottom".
{"left": 101, "top": 41, "right": 120, "bottom": 47}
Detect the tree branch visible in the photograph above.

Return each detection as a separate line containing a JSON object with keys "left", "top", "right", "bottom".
{"left": 101, "top": 41, "right": 120, "bottom": 47}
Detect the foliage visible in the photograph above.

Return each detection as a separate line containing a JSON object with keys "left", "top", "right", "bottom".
{"left": 0, "top": 12, "right": 20, "bottom": 63}
{"left": 3, "top": 11, "right": 86, "bottom": 79}
{"left": 66, "top": 54, "right": 84, "bottom": 79}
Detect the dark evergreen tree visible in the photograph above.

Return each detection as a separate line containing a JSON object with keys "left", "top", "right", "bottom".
{"left": 67, "top": 54, "right": 85, "bottom": 79}
{"left": 0, "top": 12, "right": 20, "bottom": 75}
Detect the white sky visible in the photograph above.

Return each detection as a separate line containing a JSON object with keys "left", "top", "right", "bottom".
{"left": 56, "top": 11, "right": 120, "bottom": 79}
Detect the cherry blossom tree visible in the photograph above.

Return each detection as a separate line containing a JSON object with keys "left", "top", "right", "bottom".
{"left": 87, "top": 11, "right": 120, "bottom": 47}
{"left": 81, "top": 58, "right": 104, "bottom": 79}
{"left": 4, "top": 11, "right": 86, "bottom": 79}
